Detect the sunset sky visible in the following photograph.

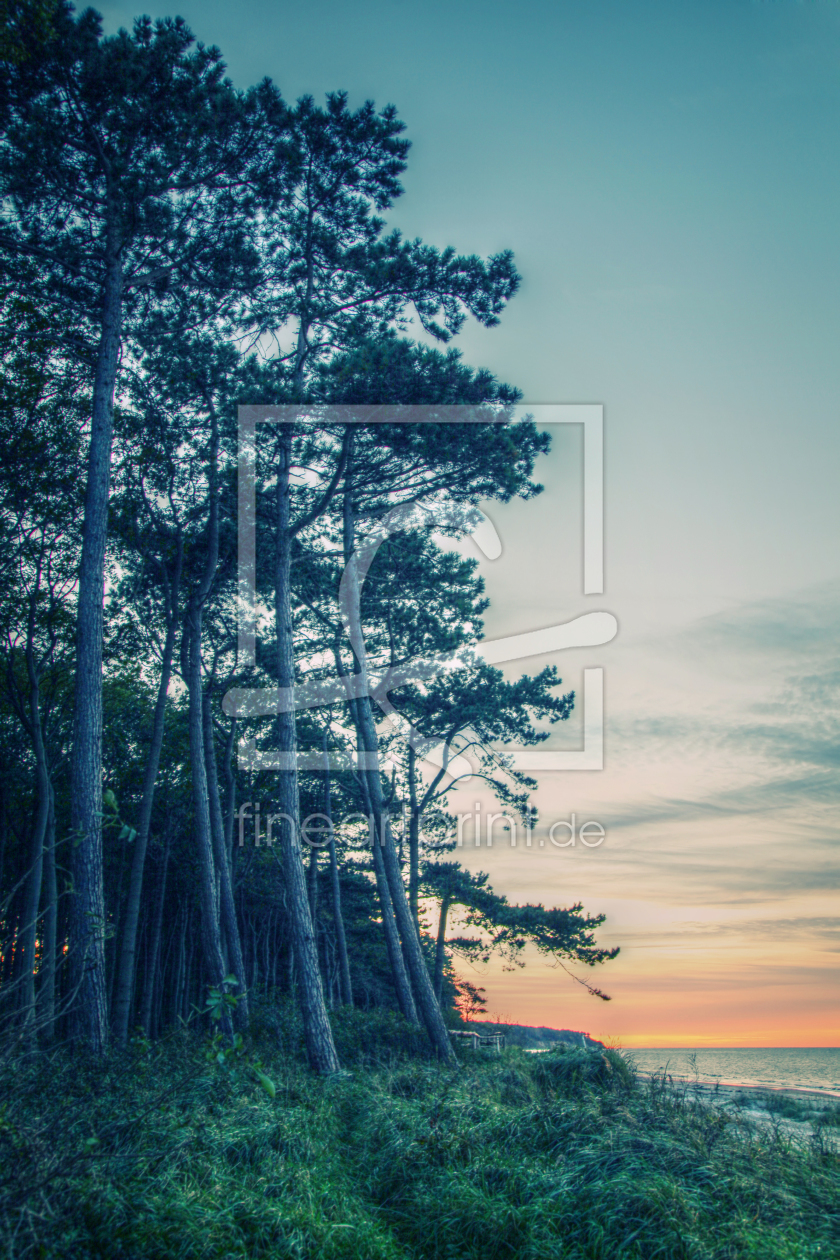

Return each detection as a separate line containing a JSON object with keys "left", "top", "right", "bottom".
{"left": 99, "top": 0, "right": 840, "bottom": 1046}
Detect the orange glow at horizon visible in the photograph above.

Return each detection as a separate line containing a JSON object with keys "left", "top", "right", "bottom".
{"left": 436, "top": 894, "right": 840, "bottom": 1049}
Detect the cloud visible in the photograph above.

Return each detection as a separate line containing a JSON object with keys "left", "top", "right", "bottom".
{"left": 676, "top": 582, "right": 840, "bottom": 662}
{"left": 597, "top": 581, "right": 840, "bottom": 839}
{"left": 676, "top": 917, "right": 840, "bottom": 944}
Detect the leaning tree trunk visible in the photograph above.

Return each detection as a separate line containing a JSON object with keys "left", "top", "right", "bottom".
{"left": 336, "top": 649, "right": 415, "bottom": 1021}
{"left": 275, "top": 424, "right": 339, "bottom": 1074}
{"left": 348, "top": 695, "right": 418, "bottom": 1023}
{"left": 342, "top": 473, "right": 454, "bottom": 1062}
{"left": 112, "top": 553, "right": 181, "bottom": 1044}
{"left": 68, "top": 238, "right": 123, "bottom": 1054}
{"left": 361, "top": 721, "right": 454, "bottom": 1060}
{"left": 408, "top": 746, "right": 421, "bottom": 928}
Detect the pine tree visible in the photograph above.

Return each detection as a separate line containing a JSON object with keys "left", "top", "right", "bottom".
{"left": 0, "top": 5, "right": 284, "bottom": 1049}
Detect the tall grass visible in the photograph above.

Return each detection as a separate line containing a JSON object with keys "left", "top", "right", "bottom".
{"left": 0, "top": 1012, "right": 837, "bottom": 1258}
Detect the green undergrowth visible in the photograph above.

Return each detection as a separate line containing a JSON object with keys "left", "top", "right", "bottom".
{"left": 1, "top": 1010, "right": 837, "bottom": 1259}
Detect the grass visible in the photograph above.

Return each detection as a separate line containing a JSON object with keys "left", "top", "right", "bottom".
{"left": 730, "top": 1090, "right": 840, "bottom": 1129}
{"left": 0, "top": 1008, "right": 838, "bottom": 1259}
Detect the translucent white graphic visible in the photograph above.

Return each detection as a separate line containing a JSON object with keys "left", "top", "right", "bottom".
{"left": 224, "top": 405, "right": 614, "bottom": 772}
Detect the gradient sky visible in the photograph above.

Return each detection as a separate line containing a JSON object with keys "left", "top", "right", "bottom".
{"left": 99, "top": 0, "right": 840, "bottom": 1045}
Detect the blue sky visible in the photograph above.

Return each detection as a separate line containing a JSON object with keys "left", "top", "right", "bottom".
{"left": 99, "top": 0, "right": 840, "bottom": 1042}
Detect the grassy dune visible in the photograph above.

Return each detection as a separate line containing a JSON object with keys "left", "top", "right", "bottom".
{"left": 1, "top": 1008, "right": 838, "bottom": 1259}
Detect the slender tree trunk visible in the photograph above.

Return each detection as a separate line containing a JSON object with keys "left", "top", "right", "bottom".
{"left": 262, "top": 912, "right": 270, "bottom": 987}
{"left": 350, "top": 703, "right": 417, "bottom": 1022}
{"left": 307, "top": 843, "right": 319, "bottom": 921}
{"left": 1, "top": 893, "right": 19, "bottom": 989}
{"left": 186, "top": 607, "right": 228, "bottom": 1011}
{"left": 171, "top": 907, "right": 187, "bottom": 1026}
{"left": 307, "top": 843, "right": 326, "bottom": 989}
{"left": 39, "top": 780, "right": 57, "bottom": 1041}
{"left": 408, "top": 747, "right": 421, "bottom": 928}
{"left": 68, "top": 239, "right": 123, "bottom": 1053}
{"left": 139, "top": 830, "right": 170, "bottom": 1035}
{"left": 222, "top": 716, "right": 236, "bottom": 866}
{"left": 323, "top": 736, "right": 353, "bottom": 1007}
{"left": 342, "top": 472, "right": 454, "bottom": 1062}
{"left": 433, "top": 893, "right": 452, "bottom": 1003}
{"left": 181, "top": 408, "right": 232, "bottom": 1032}
{"left": 292, "top": 217, "right": 315, "bottom": 394}
{"left": 365, "top": 734, "right": 454, "bottom": 1059}
{"left": 157, "top": 901, "right": 178, "bottom": 1034}
{"left": 203, "top": 690, "right": 248, "bottom": 1030}
{"left": 334, "top": 612, "right": 416, "bottom": 1019}
{"left": 327, "top": 932, "right": 338, "bottom": 1008}
{"left": 274, "top": 424, "right": 339, "bottom": 1074}
{"left": 186, "top": 933, "right": 198, "bottom": 1023}
{"left": 0, "top": 772, "right": 7, "bottom": 899}
{"left": 112, "top": 558, "right": 180, "bottom": 1044}
{"left": 107, "top": 837, "right": 128, "bottom": 1017}
{"left": 17, "top": 670, "right": 49, "bottom": 1032}
{"left": 250, "top": 914, "right": 258, "bottom": 990}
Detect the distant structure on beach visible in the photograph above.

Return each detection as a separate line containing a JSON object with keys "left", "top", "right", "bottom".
{"left": 470, "top": 1023, "right": 603, "bottom": 1051}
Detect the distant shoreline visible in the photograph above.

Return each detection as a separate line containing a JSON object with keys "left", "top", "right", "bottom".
{"left": 625, "top": 1046, "right": 840, "bottom": 1051}
{"left": 638, "top": 1075, "right": 840, "bottom": 1102}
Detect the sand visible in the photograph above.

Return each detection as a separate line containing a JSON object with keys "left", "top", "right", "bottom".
{"left": 638, "top": 1074, "right": 840, "bottom": 1147}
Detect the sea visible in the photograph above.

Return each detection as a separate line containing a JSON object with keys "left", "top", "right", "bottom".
{"left": 621, "top": 1047, "right": 840, "bottom": 1097}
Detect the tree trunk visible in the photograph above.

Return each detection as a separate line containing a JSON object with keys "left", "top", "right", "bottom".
{"left": 68, "top": 239, "right": 123, "bottom": 1053}
{"left": 181, "top": 406, "right": 232, "bottom": 1033}
{"left": 342, "top": 471, "right": 454, "bottom": 1062}
{"left": 170, "top": 907, "right": 187, "bottom": 1027}
{"left": 139, "top": 830, "right": 170, "bottom": 1036}
{"left": 16, "top": 665, "right": 49, "bottom": 1033}
{"left": 186, "top": 606, "right": 228, "bottom": 1012}
{"left": 0, "top": 771, "right": 8, "bottom": 900}
{"left": 307, "top": 842, "right": 319, "bottom": 922}
{"left": 39, "top": 780, "right": 58, "bottom": 1041}
{"left": 350, "top": 702, "right": 417, "bottom": 1023}
{"left": 433, "top": 893, "right": 452, "bottom": 1003}
{"left": 203, "top": 689, "right": 249, "bottom": 1030}
{"left": 107, "top": 828, "right": 128, "bottom": 1017}
{"left": 366, "top": 741, "right": 454, "bottom": 1059}
{"left": 274, "top": 424, "right": 339, "bottom": 1074}
{"left": 408, "top": 746, "right": 421, "bottom": 928}
{"left": 112, "top": 556, "right": 180, "bottom": 1044}
{"left": 323, "top": 736, "right": 353, "bottom": 1007}
{"left": 222, "top": 716, "right": 236, "bottom": 866}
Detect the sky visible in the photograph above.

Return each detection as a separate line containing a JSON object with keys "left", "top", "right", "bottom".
{"left": 100, "top": 0, "right": 840, "bottom": 1046}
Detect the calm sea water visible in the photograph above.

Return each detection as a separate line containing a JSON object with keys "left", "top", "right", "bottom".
{"left": 623, "top": 1048, "right": 840, "bottom": 1096}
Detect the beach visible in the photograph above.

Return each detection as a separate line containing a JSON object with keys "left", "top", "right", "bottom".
{"left": 637, "top": 1074, "right": 840, "bottom": 1148}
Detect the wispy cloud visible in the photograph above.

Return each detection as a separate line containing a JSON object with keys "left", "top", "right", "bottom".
{"left": 600, "top": 581, "right": 840, "bottom": 845}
